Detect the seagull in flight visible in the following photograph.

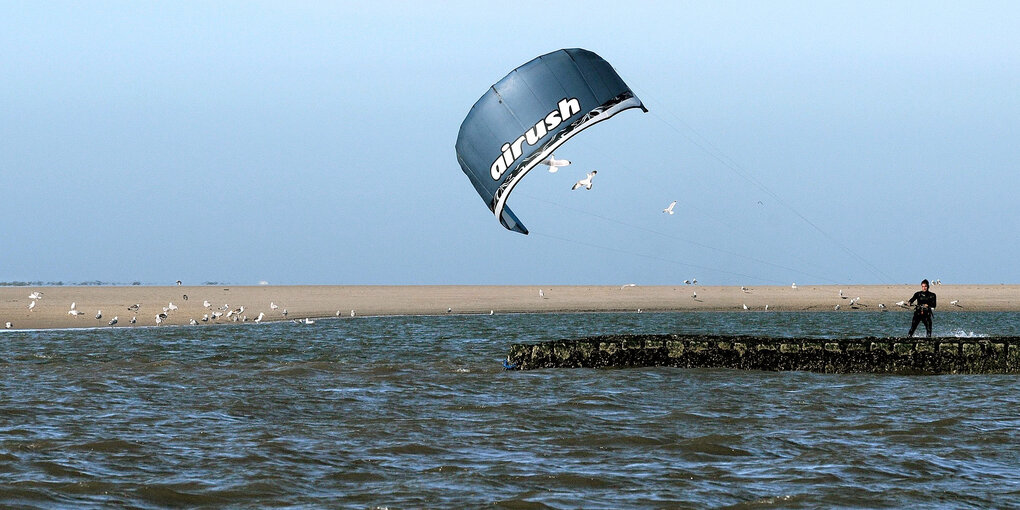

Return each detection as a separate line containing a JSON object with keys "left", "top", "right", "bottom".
{"left": 571, "top": 170, "right": 597, "bottom": 190}
{"left": 28, "top": 291, "right": 43, "bottom": 300}
{"left": 621, "top": 283, "right": 636, "bottom": 290}
{"left": 663, "top": 201, "right": 677, "bottom": 215}
{"left": 540, "top": 154, "right": 571, "bottom": 173}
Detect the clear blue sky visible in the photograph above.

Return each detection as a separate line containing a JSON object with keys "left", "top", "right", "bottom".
{"left": 2, "top": 1, "right": 1017, "bottom": 286}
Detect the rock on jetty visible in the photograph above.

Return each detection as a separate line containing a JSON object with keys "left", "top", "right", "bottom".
{"left": 506, "top": 334, "right": 1020, "bottom": 374}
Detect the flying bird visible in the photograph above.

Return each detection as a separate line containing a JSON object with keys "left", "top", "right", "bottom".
{"left": 571, "top": 170, "right": 597, "bottom": 190}
{"left": 540, "top": 154, "right": 570, "bottom": 173}
{"left": 895, "top": 301, "right": 908, "bottom": 307}
{"left": 28, "top": 291, "right": 42, "bottom": 300}
{"left": 621, "top": 283, "right": 636, "bottom": 289}
{"left": 663, "top": 201, "right": 677, "bottom": 215}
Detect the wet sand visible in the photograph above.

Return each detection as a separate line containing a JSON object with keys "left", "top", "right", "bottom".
{"left": 1, "top": 284, "right": 1017, "bottom": 330}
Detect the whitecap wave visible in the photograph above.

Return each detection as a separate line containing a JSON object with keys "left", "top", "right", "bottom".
{"left": 949, "top": 330, "right": 989, "bottom": 338}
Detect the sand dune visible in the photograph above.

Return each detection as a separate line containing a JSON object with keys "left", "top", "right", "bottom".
{"left": 0, "top": 284, "right": 1016, "bottom": 330}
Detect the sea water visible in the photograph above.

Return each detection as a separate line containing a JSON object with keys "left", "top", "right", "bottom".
{"left": 2, "top": 312, "right": 1020, "bottom": 507}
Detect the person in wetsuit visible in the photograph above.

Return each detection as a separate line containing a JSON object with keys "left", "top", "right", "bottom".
{"left": 907, "top": 279, "right": 937, "bottom": 337}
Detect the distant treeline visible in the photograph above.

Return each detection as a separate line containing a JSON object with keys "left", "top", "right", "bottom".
{"left": 1, "top": 281, "right": 225, "bottom": 286}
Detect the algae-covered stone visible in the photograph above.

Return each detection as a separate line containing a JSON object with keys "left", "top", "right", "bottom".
{"left": 734, "top": 342, "right": 747, "bottom": 356}
{"left": 666, "top": 340, "right": 685, "bottom": 358}
{"left": 779, "top": 343, "right": 800, "bottom": 353}
{"left": 599, "top": 342, "right": 619, "bottom": 356}
{"left": 962, "top": 343, "right": 981, "bottom": 357}
{"left": 939, "top": 343, "right": 959, "bottom": 355}
{"left": 894, "top": 343, "right": 913, "bottom": 355}
{"left": 824, "top": 343, "right": 841, "bottom": 353}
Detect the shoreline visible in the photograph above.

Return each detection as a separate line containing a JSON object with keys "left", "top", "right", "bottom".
{"left": 2, "top": 284, "right": 1018, "bottom": 331}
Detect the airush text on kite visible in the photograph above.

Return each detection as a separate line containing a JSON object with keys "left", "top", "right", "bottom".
{"left": 489, "top": 97, "right": 581, "bottom": 180}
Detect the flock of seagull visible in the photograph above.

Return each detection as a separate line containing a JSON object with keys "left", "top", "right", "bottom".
{"left": 544, "top": 153, "right": 683, "bottom": 215}
{"left": 3, "top": 279, "right": 963, "bottom": 329}
{"left": 10, "top": 291, "right": 348, "bottom": 329}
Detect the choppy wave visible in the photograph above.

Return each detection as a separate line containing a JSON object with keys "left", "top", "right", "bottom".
{"left": 2, "top": 311, "right": 1020, "bottom": 507}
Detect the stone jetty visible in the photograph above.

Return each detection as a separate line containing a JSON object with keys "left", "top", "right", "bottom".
{"left": 506, "top": 334, "right": 1020, "bottom": 374}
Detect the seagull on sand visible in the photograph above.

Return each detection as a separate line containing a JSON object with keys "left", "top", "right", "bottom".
{"left": 539, "top": 289, "right": 545, "bottom": 298}
{"left": 895, "top": 301, "right": 908, "bottom": 307}
{"left": 791, "top": 283, "right": 797, "bottom": 289}
{"left": 350, "top": 309, "right": 355, "bottom": 317}
{"left": 282, "top": 308, "right": 288, "bottom": 317}
{"left": 28, "top": 291, "right": 43, "bottom": 300}
{"left": 540, "top": 154, "right": 571, "bottom": 173}
{"left": 834, "top": 304, "right": 840, "bottom": 311}
{"left": 28, "top": 300, "right": 35, "bottom": 311}
{"left": 663, "top": 201, "right": 677, "bottom": 215}
{"left": 130, "top": 316, "right": 137, "bottom": 324}
{"left": 571, "top": 170, "right": 597, "bottom": 190}
{"left": 167, "top": 302, "right": 179, "bottom": 312}
{"left": 190, "top": 319, "right": 198, "bottom": 325}
{"left": 741, "top": 286, "right": 749, "bottom": 293}
{"left": 5, "top": 322, "right": 11, "bottom": 329}
{"left": 878, "top": 303, "right": 887, "bottom": 310}
{"left": 203, "top": 300, "right": 212, "bottom": 308}
{"left": 765, "top": 304, "right": 770, "bottom": 311}
{"left": 255, "top": 312, "right": 265, "bottom": 323}
{"left": 270, "top": 302, "right": 279, "bottom": 310}
{"left": 108, "top": 316, "right": 118, "bottom": 326}
{"left": 127, "top": 304, "right": 140, "bottom": 312}
{"left": 95, "top": 310, "right": 102, "bottom": 320}
{"left": 742, "top": 304, "right": 749, "bottom": 310}
{"left": 691, "top": 291, "right": 697, "bottom": 299}
{"left": 951, "top": 300, "right": 961, "bottom": 307}
{"left": 839, "top": 289, "right": 846, "bottom": 299}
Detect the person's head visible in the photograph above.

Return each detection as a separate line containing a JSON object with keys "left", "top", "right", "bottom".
{"left": 921, "top": 279, "right": 929, "bottom": 290}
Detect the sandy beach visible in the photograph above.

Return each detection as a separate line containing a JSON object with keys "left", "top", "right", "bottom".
{"left": 0, "top": 284, "right": 1017, "bottom": 330}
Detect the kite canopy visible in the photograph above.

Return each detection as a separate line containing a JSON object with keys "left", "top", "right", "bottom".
{"left": 455, "top": 48, "right": 646, "bottom": 234}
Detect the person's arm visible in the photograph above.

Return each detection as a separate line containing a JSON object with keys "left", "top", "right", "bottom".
{"left": 908, "top": 291, "right": 918, "bottom": 305}
{"left": 931, "top": 294, "right": 936, "bottom": 310}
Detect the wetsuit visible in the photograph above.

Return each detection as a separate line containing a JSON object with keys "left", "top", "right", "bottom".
{"left": 908, "top": 290, "right": 937, "bottom": 337}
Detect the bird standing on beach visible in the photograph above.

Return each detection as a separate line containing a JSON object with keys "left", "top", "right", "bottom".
{"left": 28, "top": 300, "right": 35, "bottom": 312}
{"left": 127, "top": 304, "right": 140, "bottom": 312}
{"left": 5, "top": 322, "right": 11, "bottom": 329}
{"left": 255, "top": 312, "right": 264, "bottom": 323}
{"left": 203, "top": 300, "right": 211, "bottom": 308}
{"left": 270, "top": 302, "right": 279, "bottom": 310}
{"left": 571, "top": 170, "right": 597, "bottom": 190}
{"left": 28, "top": 291, "right": 42, "bottom": 300}
{"left": 951, "top": 300, "right": 961, "bottom": 307}
{"left": 791, "top": 283, "right": 797, "bottom": 289}
{"left": 540, "top": 154, "right": 570, "bottom": 173}
{"left": 95, "top": 310, "right": 102, "bottom": 320}
{"left": 539, "top": 289, "right": 545, "bottom": 298}
{"left": 663, "top": 201, "right": 677, "bottom": 215}
{"left": 742, "top": 304, "right": 748, "bottom": 310}
{"left": 109, "top": 316, "right": 118, "bottom": 326}
{"left": 130, "top": 316, "right": 137, "bottom": 324}
{"left": 878, "top": 303, "right": 887, "bottom": 310}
